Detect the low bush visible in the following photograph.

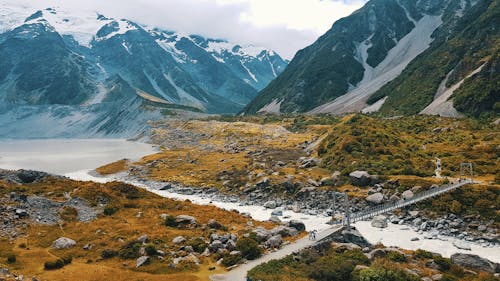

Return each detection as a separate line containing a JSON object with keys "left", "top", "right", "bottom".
{"left": 119, "top": 241, "right": 142, "bottom": 259}
{"left": 44, "top": 259, "right": 65, "bottom": 270}
{"left": 164, "top": 215, "right": 178, "bottom": 227}
{"left": 101, "top": 249, "right": 118, "bottom": 259}
{"left": 44, "top": 256, "right": 71, "bottom": 270}
{"left": 145, "top": 244, "right": 158, "bottom": 256}
{"left": 387, "top": 251, "right": 407, "bottom": 263}
{"left": 236, "top": 238, "right": 261, "bottom": 260}
{"left": 221, "top": 254, "right": 242, "bottom": 267}
{"left": 186, "top": 238, "right": 207, "bottom": 254}
{"left": 352, "top": 266, "right": 420, "bottom": 281}
{"left": 103, "top": 206, "right": 119, "bottom": 216}
{"left": 414, "top": 249, "right": 434, "bottom": 259}
{"left": 7, "top": 254, "right": 16, "bottom": 264}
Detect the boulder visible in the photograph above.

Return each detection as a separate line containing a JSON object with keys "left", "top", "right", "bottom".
{"left": 52, "top": 237, "right": 76, "bottom": 249}
{"left": 252, "top": 227, "right": 272, "bottom": 241}
{"left": 452, "top": 240, "right": 471, "bottom": 251}
{"left": 271, "top": 226, "right": 298, "bottom": 237}
{"left": 402, "top": 190, "right": 414, "bottom": 200}
{"left": 451, "top": 253, "right": 499, "bottom": 273}
{"left": 271, "top": 209, "right": 283, "bottom": 216}
{"left": 264, "top": 200, "right": 277, "bottom": 209}
{"left": 208, "top": 240, "right": 224, "bottom": 252}
{"left": 137, "top": 234, "right": 148, "bottom": 244}
{"left": 349, "top": 171, "right": 379, "bottom": 186}
{"left": 175, "top": 215, "right": 197, "bottom": 225}
{"left": 172, "top": 236, "right": 186, "bottom": 244}
{"left": 366, "top": 193, "right": 384, "bottom": 204}
{"left": 287, "top": 220, "right": 306, "bottom": 232}
{"left": 371, "top": 215, "right": 388, "bottom": 228}
{"left": 349, "top": 171, "right": 371, "bottom": 186}
{"left": 265, "top": 235, "right": 282, "bottom": 248}
{"left": 136, "top": 256, "right": 149, "bottom": 267}
{"left": 207, "top": 219, "right": 223, "bottom": 229}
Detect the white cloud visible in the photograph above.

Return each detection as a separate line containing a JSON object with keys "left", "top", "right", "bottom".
{"left": 3, "top": 0, "right": 367, "bottom": 58}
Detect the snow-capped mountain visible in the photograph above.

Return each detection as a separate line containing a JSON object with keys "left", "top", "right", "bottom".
{"left": 0, "top": 3, "right": 287, "bottom": 137}
{"left": 243, "top": 0, "right": 498, "bottom": 118}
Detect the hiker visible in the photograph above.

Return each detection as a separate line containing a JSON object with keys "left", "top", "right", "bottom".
{"left": 312, "top": 230, "right": 317, "bottom": 240}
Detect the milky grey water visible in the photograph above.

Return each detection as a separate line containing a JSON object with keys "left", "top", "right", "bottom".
{"left": 0, "top": 139, "right": 157, "bottom": 175}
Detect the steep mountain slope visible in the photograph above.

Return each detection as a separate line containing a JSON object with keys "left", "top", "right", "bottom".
{"left": 370, "top": 0, "right": 499, "bottom": 118}
{"left": 243, "top": 0, "right": 497, "bottom": 118}
{"left": 0, "top": 4, "right": 287, "bottom": 137}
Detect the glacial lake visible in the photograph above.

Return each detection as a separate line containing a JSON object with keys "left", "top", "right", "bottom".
{"left": 0, "top": 139, "right": 157, "bottom": 175}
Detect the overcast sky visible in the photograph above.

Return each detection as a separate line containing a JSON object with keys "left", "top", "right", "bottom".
{"left": 13, "top": 0, "right": 368, "bottom": 59}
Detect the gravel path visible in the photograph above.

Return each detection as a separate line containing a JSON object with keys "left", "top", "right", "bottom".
{"left": 210, "top": 226, "right": 343, "bottom": 281}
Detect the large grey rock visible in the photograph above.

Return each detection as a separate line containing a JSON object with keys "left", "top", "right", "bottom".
{"left": 264, "top": 200, "right": 277, "bottom": 209}
{"left": 137, "top": 234, "right": 148, "bottom": 244}
{"left": 207, "top": 219, "right": 223, "bottom": 229}
{"left": 287, "top": 220, "right": 306, "bottom": 232}
{"left": 271, "top": 225, "right": 298, "bottom": 237}
{"left": 451, "top": 253, "right": 499, "bottom": 273}
{"left": 453, "top": 240, "right": 471, "bottom": 251}
{"left": 349, "top": 171, "right": 371, "bottom": 186}
{"left": 172, "top": 236, "right": 186, "bottom": 244}
{"left": 402, "top": 190, "right": 414, "bottom": 200}
{"left": 349, "top": 171, "right": 379, "bottom": 186}
{"left": 252, "top": 226, "right": 272, "bottom": 241}
{"left": 136, "top": 256, "right": 149, "bottom": 267}
{"left": 175, "top": 215, "right": 197, "bottom": 225}
{"left": 371, "top": 215, "right": 388, "bottom": 228}
{"left": 265, "top": 235, "right": 282, "bottom": 248}
{"left": 52, "top": 237, "right": 76, "bottom": 249}
{"left": 366, "top": 193, "right": 384, "bottom": 204}
{"left": 208, "top": 240, "right": 224, "bottom": 252}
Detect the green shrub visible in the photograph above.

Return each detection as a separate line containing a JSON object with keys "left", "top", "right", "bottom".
{"left": 44, "top": 259, "right": 65, "bottom": 270}
{"left": 144, "top": 244, "right": 157, "bottom": 256}
{"left": 236, "top": 238, "right": 261, "bottom": 260}
{"left": 221, "top": 254, "right": 242, "bottom": 267}
{"left": 7, "top": 254, "right": 16, "bottom": 264}
{"left": 434, "top": 256, "right": 452, "bottom": 271}
{"left": 387, "top": 251, "right": 407, "bottom": 262}
{"left": 414, "top": 249, "right": 434, "bottom": 259}
{"left": 44, "top": 257, "right": 71, "bottom": 270}
{"left": 164, "top": 215, "right": 178, "bottom": 227}
{"left": 103, "top": 206, "right": 119, "bottom": 216}
{"left": 101, "top": 249, "right": 118, "bottom": 259}
{"left": 353, "top": 267, "right": 420, "bottom": 281}
{"left": 119, "top": 241, "right": 142, "bottom": 259}
{"left": 187, "top": 238, "right": 207, "bottom": 254}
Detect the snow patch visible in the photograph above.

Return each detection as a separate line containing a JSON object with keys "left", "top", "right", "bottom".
{"left": 241, "top": 62, "right": 258, "bottom": 82}
{"left": 95, "top": 20, "right": 137, "bottom": 41}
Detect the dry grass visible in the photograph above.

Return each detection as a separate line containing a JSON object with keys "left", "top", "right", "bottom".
{"left": 95, "top": 159, "right": 130, "bottom": 175}
{"left": 0, "top": 177, "right": 278, "bottom": 281}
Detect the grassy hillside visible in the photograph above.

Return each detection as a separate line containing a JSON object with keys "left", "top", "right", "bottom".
{"left": 248, "top": 243, "right": 499, "bottom": 281}
{"left": 317, "top": 115, "right": 499, "bottom": 178}
{"left": 0, "top": 176, "right": 279, "bottom": 281}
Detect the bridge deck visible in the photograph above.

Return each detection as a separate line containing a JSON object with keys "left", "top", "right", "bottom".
{"left": 348, "top": 179, "right": 472, "bottom": 224}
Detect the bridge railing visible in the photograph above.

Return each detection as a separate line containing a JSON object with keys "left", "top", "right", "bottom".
{"left": 347, "top": 180, "right": 471, "bottom": 224}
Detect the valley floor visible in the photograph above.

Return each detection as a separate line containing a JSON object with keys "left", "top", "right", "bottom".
{"left": 0, "top": 114, "right": 498, "bottom": 281}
